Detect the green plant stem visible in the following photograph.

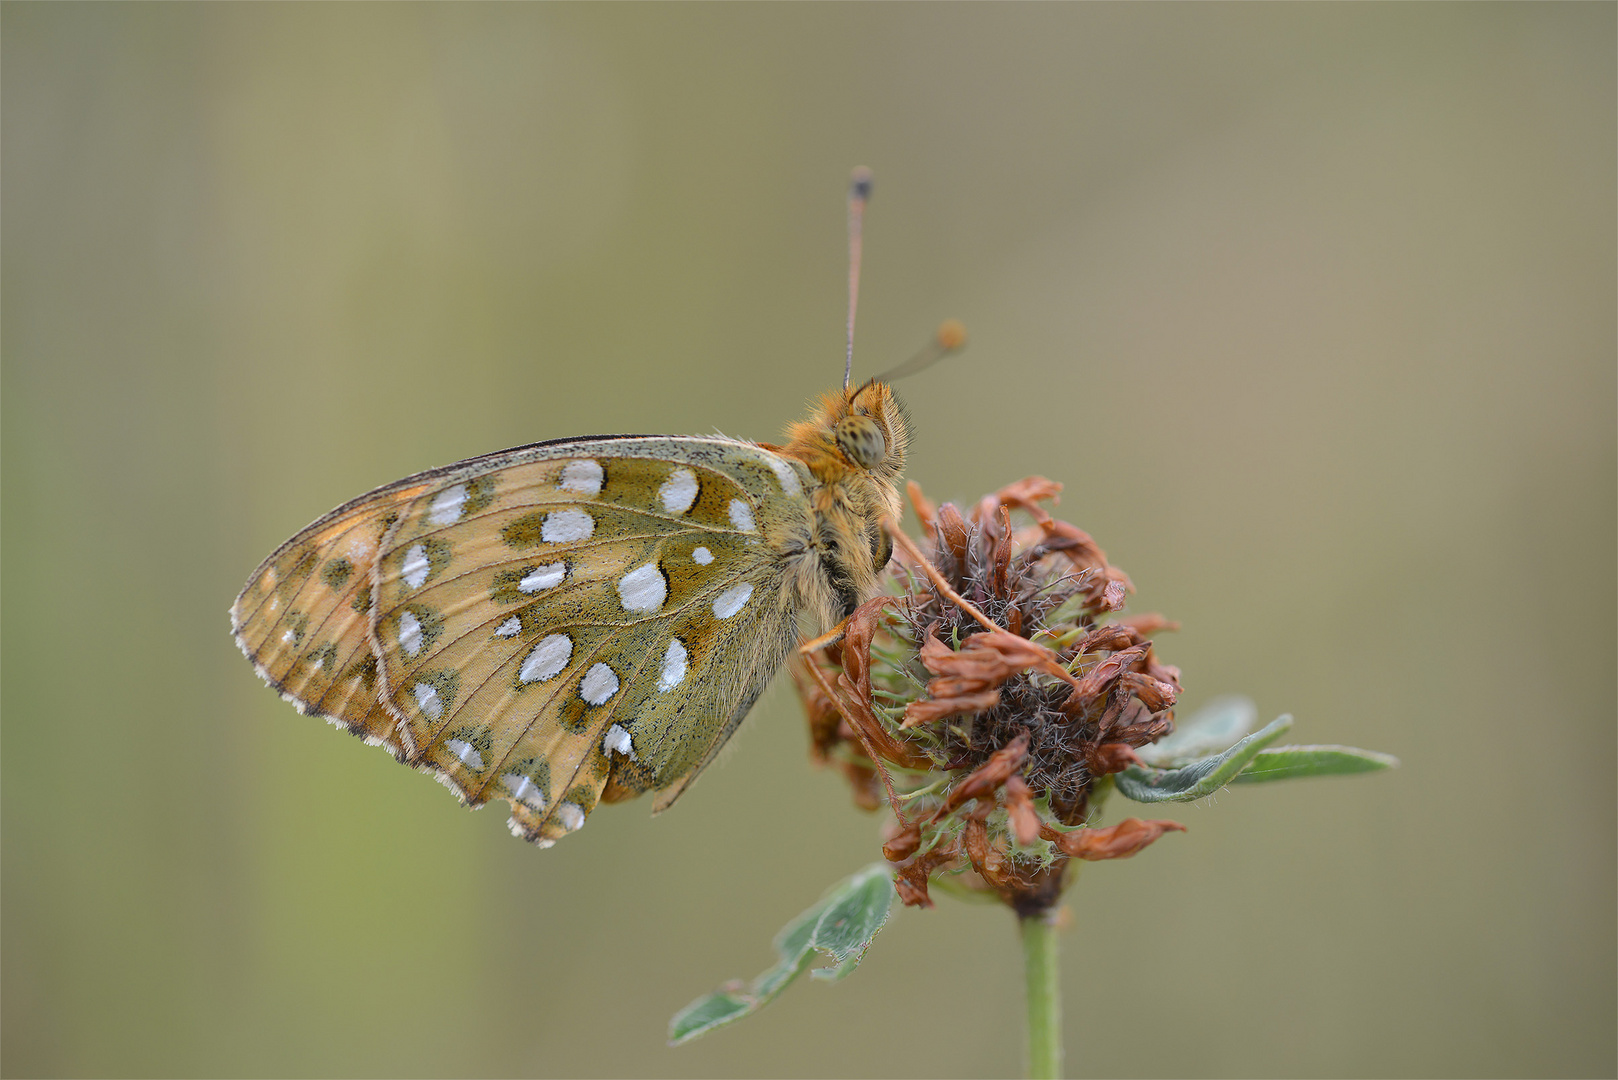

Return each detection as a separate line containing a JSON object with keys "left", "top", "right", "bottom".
{"left": 1019, "top": 911, "right": 1063, "bottom": 1079}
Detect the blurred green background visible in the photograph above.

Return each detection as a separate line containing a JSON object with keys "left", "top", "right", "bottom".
{"left": 4, "top": 5, "right": 1613, "bottom": 1077}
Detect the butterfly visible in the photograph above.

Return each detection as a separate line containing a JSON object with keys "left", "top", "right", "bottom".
{"left": 230, "top": 170, "right": 960, "bottom": 848}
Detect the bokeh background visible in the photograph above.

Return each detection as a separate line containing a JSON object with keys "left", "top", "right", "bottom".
{"left": 4, "top": 5, "right": 1613, "bottom": 1077}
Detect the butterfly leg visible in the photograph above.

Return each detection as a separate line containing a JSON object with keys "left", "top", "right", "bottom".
{"left": 797, "top": 615, "right": 854, "bottom": 656}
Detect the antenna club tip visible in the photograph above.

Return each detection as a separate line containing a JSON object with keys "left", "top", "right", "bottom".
{"left": 849, "top": 166, "right": 873, "bottom": 200}
{"left": 936, "top": 318, "right": 968, "bottom": 350}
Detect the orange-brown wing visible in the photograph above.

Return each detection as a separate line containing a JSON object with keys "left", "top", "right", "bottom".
{"left": 231, "top": 478, "right": 431, "bottom": 750}
{"left": 233, "top": 435, "right": 816, "bottom": 847}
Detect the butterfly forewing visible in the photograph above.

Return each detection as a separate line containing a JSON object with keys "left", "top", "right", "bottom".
{"left": 238, "top": 435, "right": 816, "bottom": 846}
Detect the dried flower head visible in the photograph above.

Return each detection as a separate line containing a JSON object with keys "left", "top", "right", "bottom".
{"left": 791, "top": 477, "right": 1187, "bottom": 916}
{"left": 680, "top": 472, "right": 1393, "bottom": 1052}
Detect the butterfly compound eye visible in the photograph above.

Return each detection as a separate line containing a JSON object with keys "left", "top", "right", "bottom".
{"left": 873, "top": 528, "right": 895, "bottom": 572}
{"left": 835, "top": 415, "right": 887, "bottom": 469}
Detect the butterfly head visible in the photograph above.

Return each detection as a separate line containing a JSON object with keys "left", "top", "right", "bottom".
{"left": 773, "top": 379, "right": 912, "bottom": 627}
{"left": 787, "top": 378, "right": 910, "bottom": 486}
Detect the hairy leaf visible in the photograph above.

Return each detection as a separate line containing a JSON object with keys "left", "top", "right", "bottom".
{"left": 1232, "top": 744, "right": 1399, "bottom": 783}
{"left": 1115, "top": 715, "right": 1293, "bottom": 802}
{"left": 669, "top": 864, "right": 894, "bottom": 1045}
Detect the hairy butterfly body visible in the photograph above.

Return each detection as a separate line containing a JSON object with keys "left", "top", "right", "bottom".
{"left": 230, "top": 382, "right": 910, "bottom": 846}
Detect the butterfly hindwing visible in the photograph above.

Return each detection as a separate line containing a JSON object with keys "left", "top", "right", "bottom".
{"left": 231, "top": 479, "right": 430, "bottom": 751}
{"left": 238, "top": 434, "right": 816, "bottom": 846}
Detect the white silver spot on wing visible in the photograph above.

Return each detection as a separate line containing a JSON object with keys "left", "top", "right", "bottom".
{"left": 728, "top": 498, "right": 756, "bottom": 532}
{"left": 693, "top": 546, "right": 714, "bottom": 565}
{"left": 519, "top": 562, "right": 566, "bottom": 593}
{"left": 712, "top": 582, "right": 753, "bottom": 620}
{"left": 557, "top": 802, "right": 585, "bottom": 832}
{"left": 413, "top": 682, "right": 443, "bottom": 719}
{"left": 445, "top": 738, "right": 483, "bottom": 771}
{"left": 617, "top": 562, "right": 666, "bottom": 614}
{"left": 398, "top": 611, "right": 423, "bottom": 657}
{"left": 401, "top": 543, "right": 430, "bottom": 588}
{"left": 658, "top": 638, "right": 688, "bottom": 692}
{"left": 765, "top": 454, "right": 803, "bottom": 496}
{"left": 501, "top": 772, "right": 547, "bottom": 809}
{"left": 428, "top": 484, "right": 468, "bottom": 525}
{"left": 580, "top": 662, "right": 620, "bottom": 705}
{"left": 281, "top": 629, "right": 295, "bottom": 643}
{"left": 520, "top": 633, "right": 572, "bottom": 683}
{"left": 495, "top": 616, "right": 521, "bottom": 638}
{"left": 559, "top": 459, "right": 603, "bottom": 496}
{"left": 659, "top": 467, "right": 699, "bottom": 514}
{"left": 603, "top": 723, "right": 635, "bottom": 760}
{"left": 541, "top": 509, "right": 594, "bottom": 543}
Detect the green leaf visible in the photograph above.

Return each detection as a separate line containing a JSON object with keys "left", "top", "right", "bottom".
{"left": 667, "top": 992, "right": 753, "bottom": 1044}
{"left": 1232, "top": 744, "right": 1399, "bottom": 783}
{"left": 1135, "top": 696, "right": 1256, "bottom": 767}
{"left": 1115, "top": 715, "right": 1293, "bottom": 802}
{"left": 668, "top": 864, "right": 894, "bottom": 1045}
{"left": 808, "top": 864, "right": 894, "bottom": 980}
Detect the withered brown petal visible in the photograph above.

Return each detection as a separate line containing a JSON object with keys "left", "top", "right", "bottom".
{"left": 836, "top": 673, "right": 935, "bottom": 770}
{"left": 990, "top": 506, "right": 1013, "bottom": 598}
{"left": 894, "top": 844, "right": 960, "bottom": 909}
{"left": 970, "top": 629, "right": 1061, "bottom": 670}
{"left": 1119, "top": 613, "right": 1181, "bottom": 637}
{"left": 907, "top": 625, "right": 1071, "bottom": 727}
{"left": 1145, "top": 649, "right": 1182, "bottom": 691}
{"left": 1114, "top": 714, "right": 1174, "bottom": 748}
{"left": 1071, "top": 624, "right": 1142, "bottom": 655}
{"left": 1064, "top": 644, "right": 1149, "bottom": 712}
{"left": 1039, "top": 519, "right": 1107, "bottom": 569}
{"left": 789, "top": 654, "right": 844, "bottom": 761}
{"left": 993, "top": 476, "right": 1064, "bottom": 516}
{"left": 916, "top": 624, "right": 964, "bottom": 677}
{"left": 1039, "top": 817, "right": 1186, "bottom": 860}
{"left": 963, "top": 809, "right": 1014, "bottom": 887}
{"left": 935, "top": 503, "right": 971, "bottom": 579}
{"left": 1004, "top": 774, "right": 1042, "bottom": 847}
{"left": 1083, "top": 742, "right": 1142, "bottom": 775}
{"left": 837, "top": 759, "right": 885, "bottom": 811}
{"left": 939, "top": 732, "right": 1030, "bottom": 814}
{"left": 838, "top": 596, "right": 896, "bottom": 702}
{"left": 902, "top": 690, "right": 1001, "bottom": 727}
{"left": 894, "top": 873, "right": 933, "bottom": 909}
{"left": 919, "top": 644, "right": 1010, "bottom": 685}
{"left": 905, "top": 479, "right": 938, "bottom": 538}
{"left": 925, "top": 676, "right": 998, "bottom": 699}
{"left": 972, "top": 492, "right": 1003, "bottom": 529}
{"left": 881, "top": 821, "right": 923, "bottom": 862}
{"left": 1120, "top": 670, "right": 1179, "bottom": 712}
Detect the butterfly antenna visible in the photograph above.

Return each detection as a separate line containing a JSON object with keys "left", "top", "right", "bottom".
{"left": 875, "top": 319, "right": 969, "bottom": 383}
{"left": 844, "top": 166, "right": 873, "bottom": 392}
